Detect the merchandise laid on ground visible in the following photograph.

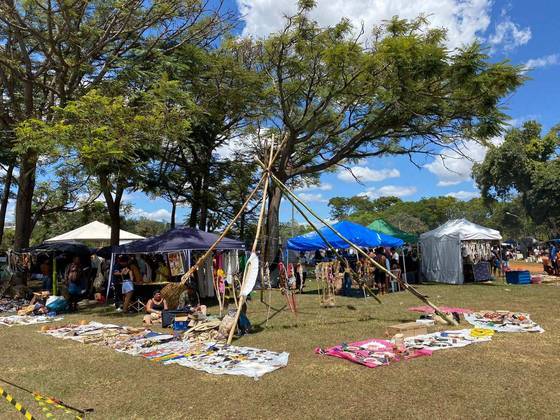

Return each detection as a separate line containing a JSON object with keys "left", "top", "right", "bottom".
{"left": 316, "top": 328, "right": 493, "bottom": 368}
{"left": 0, "top": 297, "right": 28, "bottom": 313}
{"left": 316, "top": 310, "right": 542, "bottom": 368}
{"left": 464, "top": 311, "right": 544, "bottom": 333}
{"left": 0, "top": 315, "right": 63, "bottom": 327}
{"left": 41, "top": 321, "right": 289, "bottom": 379}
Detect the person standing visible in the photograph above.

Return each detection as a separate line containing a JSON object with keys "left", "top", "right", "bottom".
{"left": 65, "top": 256, "right": 85, "bottom": 311}
{"left": 113, "top": 256, "right": 134, "bottom": 313}
{"left": 374, "top": 248, "right": 388, "bottom": 295}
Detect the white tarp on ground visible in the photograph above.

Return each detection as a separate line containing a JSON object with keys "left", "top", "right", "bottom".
{"left": 420, "top": 219, "right": 502, "bottom": 285}
{"left": 45, "top": 221, "right": 144, "bottom": 245}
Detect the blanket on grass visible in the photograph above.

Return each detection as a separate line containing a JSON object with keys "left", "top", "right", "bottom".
{"left": 41, "top": 321, "right": 288, "bottom": 379}
{"left": 464, "top": 311, "right": 544, "bottom": 333}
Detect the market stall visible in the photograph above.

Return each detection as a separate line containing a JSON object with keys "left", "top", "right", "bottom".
{"left": 286, "top": 220, "right": 404, "bottom": 251}
{"left": 45, "top": 220, "right": 144, "bottom": 246}
{"left": 419, "top": 219, "right": 502, "bottom": 284}
{"left": 367, "top": 219, "right": 418, "bottom": 244}
{"left": 107, "top": 226, "right": 245, "bottom": 300}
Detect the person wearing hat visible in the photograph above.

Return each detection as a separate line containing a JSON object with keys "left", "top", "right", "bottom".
{"left": 143, "top": 290, "right": 168, "bottom": 325}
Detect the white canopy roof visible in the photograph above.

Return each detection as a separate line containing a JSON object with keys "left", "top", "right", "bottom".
{"left": 45, "top": 221, "right": 145, "bottom": 244}
{"left": 420, "top": 219, "right": 502, "bottom": 242}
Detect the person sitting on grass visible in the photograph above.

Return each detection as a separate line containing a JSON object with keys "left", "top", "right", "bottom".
{"left": 177, "top": 285, "right": 207, "bottom": 316}
{"left": 143, "top": 290, "right": 168, "bottom": 325}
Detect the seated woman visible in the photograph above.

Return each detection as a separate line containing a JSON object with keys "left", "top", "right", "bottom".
{"left": 177, "top": 286, "right": 207, "bottom": 316}
{"left": 143, "top": 290, "right": 168, "bottom": 325}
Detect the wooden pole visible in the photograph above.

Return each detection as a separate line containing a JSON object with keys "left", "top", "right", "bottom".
{"left": 227, "top": 142, "right": 276, "bottom": 345}
{"left": 265, "top": 169, "right": 458, "bottom": 326}
{"left": 177, "top": 175, "right": 266, "bottom": 286}
{"left": 280, "top": 186, "right": 382, "bottom": 304}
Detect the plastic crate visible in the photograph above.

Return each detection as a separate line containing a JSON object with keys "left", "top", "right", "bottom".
{"left": 506, "top": 270, "right": 531, "bottom": 285}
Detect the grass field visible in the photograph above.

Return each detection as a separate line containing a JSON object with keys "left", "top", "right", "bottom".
{"left": 0, "top": 279, "right": 559, "bottom": 419}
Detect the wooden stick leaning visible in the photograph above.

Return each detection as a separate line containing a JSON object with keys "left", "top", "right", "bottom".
{"left": 278, "top": 184, "right": 382, "bottom": 305}
{"left": 266, "top": 170, "right": 458, "bottom": 326}
{"left": 160, "top": 175, "right": 266, "bottom": 306}
{"left": 227, "top": 142, "right": 276, "bottom": 344}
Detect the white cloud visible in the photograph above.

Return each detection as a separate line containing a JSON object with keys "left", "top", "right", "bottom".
{"left": 296, "top": 182, "right": 333, "bottom": 192}
{"left": 359, "top": 185, "right": 417, "bottom": 199}
{"left": 524, "top": 54, "right": 559, "bottom": 70}
{"left": 424, "top": 139, "right": 501, "bottom": 186}
{"left": 337, "top": 167, "right": 400, "bottom": 183}
{"left": 488, "top": 16, "right": 531, "bottom": 51}
{"left": 446, "top": 190, "right": 479, "bottom": 200}
{"left": 130, "top": 208, "right": 172, "bottom": 222}
{"left": 297, "top": 192, "right": 328, "bottom": 203}
{"left": 238, "top": 0, "right": 494, "bottom": 49}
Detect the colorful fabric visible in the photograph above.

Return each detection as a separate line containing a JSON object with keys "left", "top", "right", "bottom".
{"left": 408, "top": 306, "right": 474, "bottom": 314}
{"left": 464, "top": 311, "right": 544, "bottom": 333}
{"left": 0, "top": 298, "right": 28, "bottom": 313}
{"left": 404, "top": 329, "right": 492, "bottom": 351}
{"left": 41, "top": 321, "right": 288, "bottom": 378}
{"left": 0, "top": 315, "right": 62, "bottom": 327}
{"left": 315, "top": 338, "right": 432, "bottom": 368}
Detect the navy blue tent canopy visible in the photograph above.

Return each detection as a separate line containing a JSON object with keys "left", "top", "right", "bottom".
{"left": 111, "top": 226, "right": 245, "bottom": 254}
{"left": 286, "top": 221, "right": 403, "bottom": 251}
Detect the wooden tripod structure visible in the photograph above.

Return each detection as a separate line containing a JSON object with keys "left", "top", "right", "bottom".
{"left": 162, "top": 137, "right": 457, "bottom": 344}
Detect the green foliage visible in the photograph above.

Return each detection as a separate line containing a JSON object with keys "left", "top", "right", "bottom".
{"left": 328, "top": 194, "right": 537, "bottom": 239}
{"left": 473, "top": 121, "right": 560, "bottom": 232}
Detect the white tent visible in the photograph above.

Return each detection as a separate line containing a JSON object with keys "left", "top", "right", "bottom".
{"left": 419, "top": 219, "right": 502, "bottom": 284}
{"left": 45, "top": 221, "right": 145, "bottom": 245}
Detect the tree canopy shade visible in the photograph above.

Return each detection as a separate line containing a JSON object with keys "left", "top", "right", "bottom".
{"left": 0, "top": 0, "right": 233, "bottom": 250}
{"left": 473, "top": 121, "right": 560, "bottom": 234}
{"left": 250, "top": 2, "right": 526, "bottom": 262}
{"left": 367, "top": 219, "right": 418, "bottom": 244}
{"left": 286, "top": 220, "right": 403, "bottom": 251}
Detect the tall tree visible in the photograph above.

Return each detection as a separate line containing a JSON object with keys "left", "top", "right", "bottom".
{"left": 0, "top": 0, "right": 233, "bottom": 250}
{"left": 138, "top": 42, "right": 265, "bottom": 231}
{"left": 473, "top": 121, "right": 560, "bottom": 235}
{"left": 249, "top": 2, "right": 525, "bottom": 261}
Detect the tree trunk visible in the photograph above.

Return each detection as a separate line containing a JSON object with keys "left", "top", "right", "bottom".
{"left": 264, "top": 183, "right": 283, "bottom": 263}
{"left": 108, "top": 203, "right": 121, "bottom": 246}
{"left": 199, "top": 174, "right": 209, "bottom": 231}
{"left": 0, "top": 161, "right": 15, "bottom": 246}
{"left": 170, "top": 200, "right": 177, "bottom": 229}
{"left": 14, "top": 152, "right": 37, "bottom": 250}
{"left": 188, "top": 177, "right": 202, "bottom": 228}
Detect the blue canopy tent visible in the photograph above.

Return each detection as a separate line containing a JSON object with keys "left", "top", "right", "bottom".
{"left": 286, "top": 221, "right": 404, "bottom": 251}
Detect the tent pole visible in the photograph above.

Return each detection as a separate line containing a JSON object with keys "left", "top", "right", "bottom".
{"left": 263, "top": 167, "right": 457, "bottom": 326}
{"left": 52, "top": 256, "right": 57, "bottom": 295}
{"left": 106, "top": 253, "right": 115, "bottom": 303}
{"left": 280, "top": 187, "right": 382, "bottom": 304}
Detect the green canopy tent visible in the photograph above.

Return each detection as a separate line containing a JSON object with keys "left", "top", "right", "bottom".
{"left": 367, "top": 219, "right": 418, "bottom": 244}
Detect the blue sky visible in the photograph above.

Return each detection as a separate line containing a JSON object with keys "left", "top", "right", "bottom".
{"left": 11, "top": 1, "right": 560, "bottom": 227}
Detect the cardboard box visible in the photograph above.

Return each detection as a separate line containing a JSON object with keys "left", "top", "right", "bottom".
{"left": 385, "top": 322, "right": 428, "bottom": 338}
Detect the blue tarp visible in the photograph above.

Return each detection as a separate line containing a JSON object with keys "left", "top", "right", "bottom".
{"left": 286, "top": 221, "right": 404, "bottom": 251}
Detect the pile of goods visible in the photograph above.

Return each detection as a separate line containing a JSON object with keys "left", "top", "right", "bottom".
{"left": 464, "top": 311, "right": 544, "bottom": 333}
{"left": 316, "top": 328, "right": 493, "bottom": 369}
{"left": 0, "top": 297, "right": 28, "bottom": 313}
{"left": 41, "top": 321, "right": 289, "bottom": 379}
{"left": 0, "top": 314, "right": 62, "bottom": 327}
